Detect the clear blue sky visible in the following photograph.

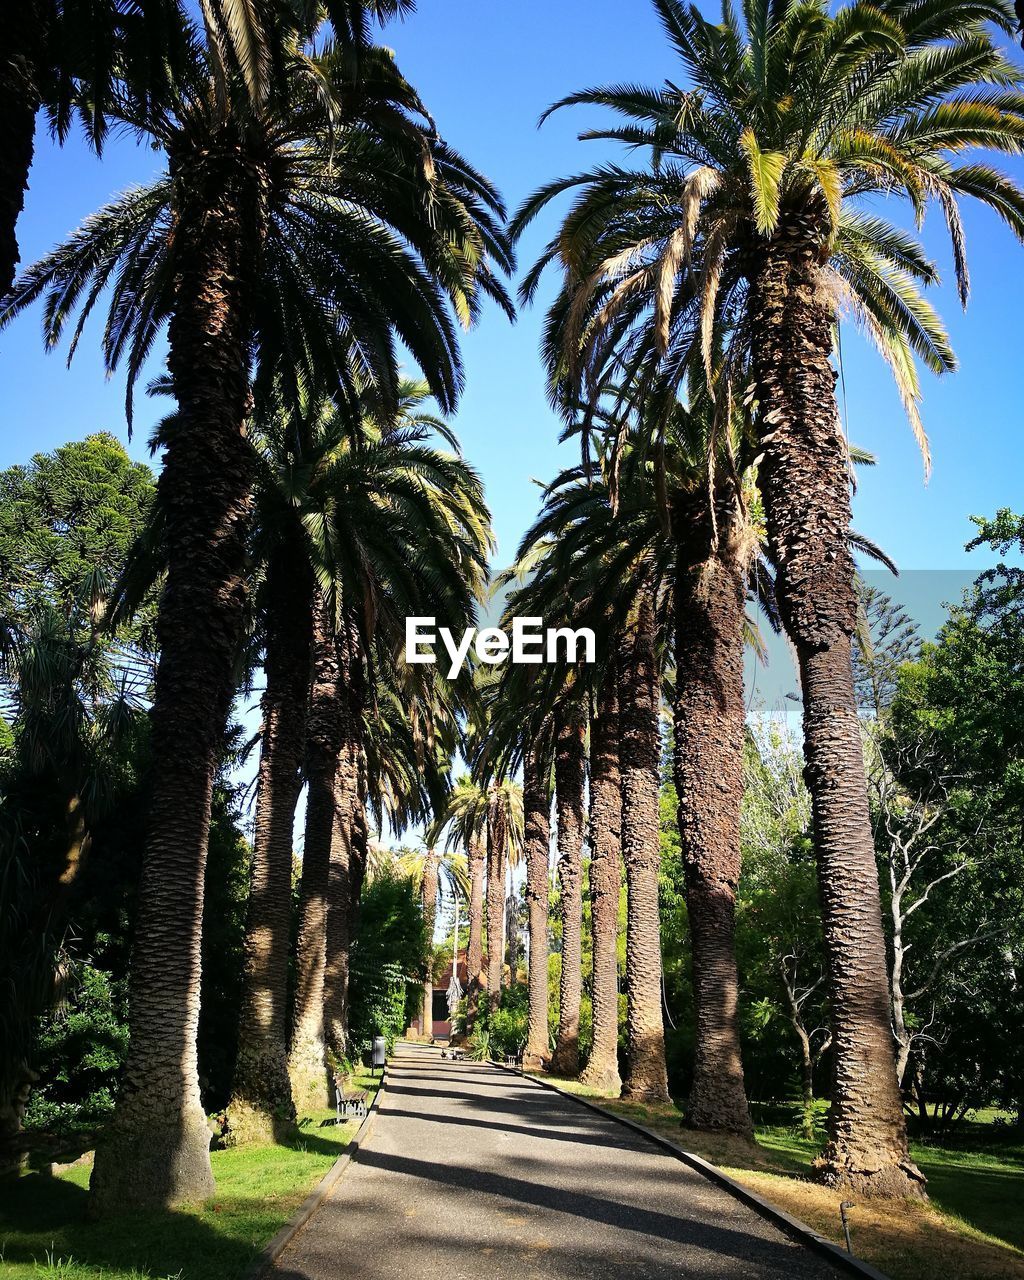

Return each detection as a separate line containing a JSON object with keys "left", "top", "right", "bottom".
{"left": 2, "top": 0, "right": 1022, "bottom": 590}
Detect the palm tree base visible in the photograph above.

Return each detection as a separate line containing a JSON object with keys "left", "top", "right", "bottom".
{"left": 89, "top": 1102, "right": 215, "bottom": 1214}
{"left": 579, "top": 1061, "right": 622, "bottom": 1097}
{"left": 288, "top": 1037, "right": 331, "bottom": 1114}
{"left": 548, "top": 1043, "right": 580, "bottom": 1078}
{"left": 814, "top": 1145, "right": 927, "bottom": 1200}
{"left": 223, "top": 1095, "right": 296, "bottom": 1147}
{"left": 685, "top": 1081, "right": 754, "bottom": 1139}
{"left": 225, "top": 1044, "right": 296, "bottom": 1145}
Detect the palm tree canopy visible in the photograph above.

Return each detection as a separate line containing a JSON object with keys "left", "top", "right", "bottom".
{"left": 513, "top": 0, "right": 1024, "bottom": 470}
{"left": 2, "top": 28, "right": 514, "bottom": 424}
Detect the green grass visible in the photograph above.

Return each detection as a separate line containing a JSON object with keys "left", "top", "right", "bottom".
{"left": 755, "top": 1127, "right": 1024, "bottom": 1255}
{"left": 0, "top": 1074, "right": 378, "bottom": 1280}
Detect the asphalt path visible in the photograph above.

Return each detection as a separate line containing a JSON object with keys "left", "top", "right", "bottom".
{"left": 273, "top": 1041, "right": 839, "bottom": 1280}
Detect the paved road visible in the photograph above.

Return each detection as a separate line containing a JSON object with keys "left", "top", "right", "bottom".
{"left": 273, "top": 1042, "right": 838, "bottom": 1280}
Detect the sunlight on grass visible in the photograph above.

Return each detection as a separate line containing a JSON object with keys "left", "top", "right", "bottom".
{"left": 0, "top": 1077, "right": 378, "bottom": 1280}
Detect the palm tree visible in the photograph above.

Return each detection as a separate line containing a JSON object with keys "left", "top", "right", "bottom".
{"left": 579, "top": 662, "right": 622, "bottom": 1094}
{"left": 549, "top": 702, "right": 587, "bottom": 1076}
{"left": 496, "top": 450, "right": 669, "bottom": 1096}
{"left": 618, "top": 582, "right": 671, "bottom": 1103}
{"left": 227, "top": 520, "right": 315, "bottom": 1139}
{"left": 521, "top": 732, "right": 553, "bottom": 1069}
{"left": 2, "top": 15, "right": 510, "bottom": 1203}
{"left": 432, "top": 774, "right": 489, "bottom": 1026}
{"left": 397, "top": 845, "right": 469, "bottom": 1040}
{"left": 0, "top": 0, "right": 189, "bottom": 298}
{"left": 274, "top": 382, "right": 492, "bottom": 1103}
{"left": 670, "top": 437, "right": 757, "bottom": 1136}
{"left": 513, "top": 0, "right": 1024, "bottom": 1193}
{"left": 484, "top": 779, "right": 524, "bottom": 1008}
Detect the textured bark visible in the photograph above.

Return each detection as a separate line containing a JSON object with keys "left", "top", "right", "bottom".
{"left": 420, "top": 853, "right": 440, "bottom": 1040}
{"left": 323, "top": 613, "right": 362, "bottom": 1064}
{"left": 549, "top": 709, "right": 586, "bottom": 1078}
{"left": 580, "top": 670, "right": 622, "bottom": 1094}
{"left": 523, "top": 741, "right": 552, "bottom": 1069}
{"left": 0, "top": 1, "right": 39, "bottom": 299}
{"left": 91, "top": 129, "right": 266, "bottom": 1212}
{"left": 750, "top": 224, "right": 924, "bottom": 1197}
{"left": 504, "top": 872, "right": 518, "bottom": 986}
{"left": 485, "top": 793, "right": 507, "bottom": 1008}
{"left": 226, "top": 533, "right": 313, "bottom": 1142}
{"left": 672, "top": 490, "right": 753, "bottom": 1136}
{"left": 348, "top": 743, "right": 369, "bottom": 933}
{"left": 465, "top": 836, "right": 486, "bottom": 1028}
{"left": 619, "top": 590, "right": 671, "bottom": 1103}
{"left": 288, "top": 590, "right": 342, "bottom": 1112}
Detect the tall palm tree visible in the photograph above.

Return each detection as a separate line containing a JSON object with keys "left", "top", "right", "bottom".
{"left": 671, "top": 447, "right": 756, "bottom": 1135}
{"left": 513, "top": 0, "right": 1024, "bottom": 1193}
{"left": 549, "top": 702, "right": 587, "bottom": 1077}
{"left": 397, "top": 845, "right": 469, "bottom": 1040}
{"left": 228, "top": 520, "right": 315, "bottom": 1139}
{"left": 579, "top": 662, "right": 622, "bottom": 1094}
{"left": 273, "top": 382, "right": 492, "bottom": 1104}
{"left": 432, "top": 774, "right": 489, "bottom": 1025}
{"left": 2, "top": 18, "right": 510, "bottom": 1203}
{"left": 521, "top": 732, "right": 553, "bottom": 1069}
{"left": 496, "top": 450, "right": 670, "bottom": 1097}
{"left": 483, "top": 779, "right": 524, "bottom": 1008}
{"left": 618, "top": 582, "right": 671, "bottom": 1103}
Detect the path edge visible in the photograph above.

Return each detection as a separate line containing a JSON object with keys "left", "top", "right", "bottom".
{"left": 242, "top": 1067, "right": 389, "bottom": 1279}
{"left": 501, "top": 1063, "right": 891, "bottom": 1280}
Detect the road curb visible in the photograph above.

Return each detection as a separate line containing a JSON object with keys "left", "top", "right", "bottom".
{"left": 498, "top": 1062, "right": 890, "bottom": 1280}
{"left": 243, "top": 1066, "right": 388, "bottom": 1279}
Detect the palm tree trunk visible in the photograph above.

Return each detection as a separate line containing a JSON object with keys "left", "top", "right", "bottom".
{"left": 750, "top": 232, "right": 923, "bottom": 1197}
{"left": 0, "top": 2, "right": 38, "bottom": 299}
{"left": 523, "top": 740, "right": 551, "bottom": 1069}
{"left": 348, "top": 743, "right": 369, "bottom": 932}
{"left": 485, "top": 793, "right": 507, "bottom": 1009}
{"left": 504, "top": 869, "right": 518, "bottom": 986}
{"left": 465, "top": 836, "right": 486, "bottom": 1030}
{"left": 288, "top": 589, "right": 343, "bottom": 1112}
{"left": 619, "top": 589, "right": 670, "bottom": 1103}
{"left": 580, "top": 669, "right": 622, "bottom": 1095}
{"left": 421, "top": 853, "right": 439, "bottom": 1039}
{"left": 323, "top": 613, "right": 362, "bottom": 1065}
{"left": 90, "top": 136, "right": 266, "bottom": 1212}
{"left": 549, "top": 709, "right": 585, "bottom": 1078}
{"left": 226, "top": 532, "right": 312, "bottom": 1142}
{"left": 672, "top": 500, "right": 753, "bottom": 1136}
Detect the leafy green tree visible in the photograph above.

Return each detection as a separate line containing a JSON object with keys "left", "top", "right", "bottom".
{"left": 0, "top": 433, "right": 156, "bottom": 638}
{"left": 738, "top": 718, "right": 826, "bottom": 1136}
{"left": 0, "top": 436, "right": 155, "bottom": 1155}
{"left": 887, "top": 518, "right": 1024, "bottom": 1125}
{"left": 348, "top": 867, "right": 429, "bottom": 1056}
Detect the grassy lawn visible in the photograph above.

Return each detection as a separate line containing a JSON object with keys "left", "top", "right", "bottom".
{"left": 0, "top": 1072, "right": 380, "bottom": 1280}
{"left": 537, "top": 1076, "right": 1024, "bottom": 1280}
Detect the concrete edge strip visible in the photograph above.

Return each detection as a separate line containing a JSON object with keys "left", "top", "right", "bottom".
{"left": 243, "top": 1066, "right": 389, "bottom": 1279}
{"left": 497, "top": 1062, "right": 890, "bottom": 1280}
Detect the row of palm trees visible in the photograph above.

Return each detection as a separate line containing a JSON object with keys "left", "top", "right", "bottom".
{"left": 519, "top": 0, "right": 1024, "bottom": 1200}
{"left": 2, "top": 0, "right": 512, "bottom": 1211}
{"left": 2, "top": 0, "right": 1022, "bottom": 1214}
